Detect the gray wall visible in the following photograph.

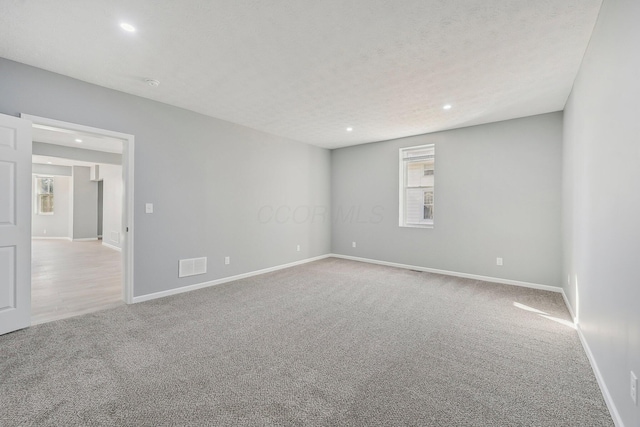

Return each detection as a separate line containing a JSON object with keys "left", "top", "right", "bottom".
{"left": 70, "top": 166, "right": 98, "bottom": 240}
{"left": 562, "top": 0, "right": 640, "bottom": 424}
{"left": 332, "top": 113, "right": 563, "bottom": 287}
{"left": 31, "top": 174, "right": 71, "bottom": 238}
{"left": 0, "top": 58, "right": 331, "bottom": 297}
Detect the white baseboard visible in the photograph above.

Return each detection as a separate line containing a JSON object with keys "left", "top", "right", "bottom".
{"left": 330, "top": 253, "right": 562, "bottom": 293}
{"left": 32, "top": 236, "right": 71, "bottom": 241}
{"left": 560, "top": 290, "right": 624, "bottom": 427}
{"left": 560, "top": 289, "right": 577, "bottom": 321}
{"left": 102, "top": 241, "right": 122, "bottom": 252}
{"left": 130, "top": 251, "right": 621, "bottom": 425}
{"left": 72, "top": 237, "right": 99, "bottom": 241}
{"left": 132, "top": 254, "right": 332, "bottom": 303}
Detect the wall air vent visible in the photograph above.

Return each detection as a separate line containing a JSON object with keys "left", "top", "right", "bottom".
{"left": 179, "top": 257, "right": 207, "bottom": 278}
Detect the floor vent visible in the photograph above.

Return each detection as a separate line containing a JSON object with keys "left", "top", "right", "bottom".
{"left": 179, "top": 257, "right": 207, "bottom": 278}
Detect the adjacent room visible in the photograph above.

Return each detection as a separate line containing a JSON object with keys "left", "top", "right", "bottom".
{"left": 30, "top": 126, "right": 125, "bottom": 324}
{"left": 0, "top": 0, "right": 638, "bottom": 426}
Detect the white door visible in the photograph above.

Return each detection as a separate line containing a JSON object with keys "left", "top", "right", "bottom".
{"left": 0, "top": 114, "right": 31, "bottom": 335}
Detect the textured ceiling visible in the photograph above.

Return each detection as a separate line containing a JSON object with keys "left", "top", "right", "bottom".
{"left": 0, "top": 0, "right": 602, "bottom": 149}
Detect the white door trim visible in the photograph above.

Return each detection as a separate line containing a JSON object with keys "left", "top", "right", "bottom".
{"left": 21, "top": 114, "right": 135, "bottom": 304}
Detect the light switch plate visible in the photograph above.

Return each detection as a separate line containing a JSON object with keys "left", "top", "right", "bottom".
{"left": 145, "top": 203, "right": 153, "bottom": 214}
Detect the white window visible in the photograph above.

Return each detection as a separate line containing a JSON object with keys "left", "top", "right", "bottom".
{"left": 35, "top": 176, "right": 54, "bottom": 215}
{"left": 399, "top": 144, "right": 434, "bottom": 228}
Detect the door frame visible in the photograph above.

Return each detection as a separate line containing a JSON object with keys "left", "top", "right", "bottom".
{"left": 22, "top": 114, "right": 135, "bottom": 304}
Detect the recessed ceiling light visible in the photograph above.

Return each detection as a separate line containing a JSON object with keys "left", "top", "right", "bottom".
{"left": 75, "top": 139, "right": 83, "bottom": 143}
{"left": 443, "top": 104, "right": 452, "bottom": 110}
{"left": 120, "top": 22, "right": 136, "bottom": 32}
{"left": 47, "top": 162, "right": 52, "bottom": 164}
{"left": 346, "top": 127, "right": 353, "bottom": 132}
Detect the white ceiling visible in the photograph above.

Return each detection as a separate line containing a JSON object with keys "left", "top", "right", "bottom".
{"left": 32, "top": 126, "right": 124, "bottom": 154}
{"left": 0, "top": 0, "right": 602, "bottom": 149}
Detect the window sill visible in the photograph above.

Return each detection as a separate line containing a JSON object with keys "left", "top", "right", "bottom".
{"left": 400, "top": 223, "right": 434, "bottom": 229}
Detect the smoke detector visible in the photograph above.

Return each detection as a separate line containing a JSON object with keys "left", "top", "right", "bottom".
{"left": 145, "top": 79, "right": 160, "bottom": 87}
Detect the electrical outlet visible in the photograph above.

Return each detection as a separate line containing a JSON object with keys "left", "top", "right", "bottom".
{"left": 296, "top": 244, "right": 300, "bottom": 252}
{"left": 631, "top": 371, "right": 638, "bottom": 405}
{"left": 496, "top": 257, "right": 503, "bottom": 266}
{"left": 352, "top": 241, "right": 356, "bottom": 248}
{"left": 224, "top": 256, "right": 230, "bottom": 265}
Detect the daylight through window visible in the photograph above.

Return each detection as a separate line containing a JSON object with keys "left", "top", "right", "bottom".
{"left": 399, "top": 144, "right": 434, "bottom": 227}
{"left": 36, "top": 176, "right": 54, "bottom": 215}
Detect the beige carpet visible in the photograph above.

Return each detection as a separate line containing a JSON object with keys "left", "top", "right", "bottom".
{"left": 0, "top": 258, "right": 612, "bottom": 426}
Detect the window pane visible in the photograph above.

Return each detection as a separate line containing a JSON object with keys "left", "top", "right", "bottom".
{"left": 405, "top": 188, "right": 425, "bottom": 224}
{"left": 39, "top": 194, "right": 54, "bottom": 213}
{"left": 400, "top": 144, "right": 434, "bottom": 227}
{"left": 38, "top": 177, "right": 54, "bottom": 194}
{"left": 407, "top": 160, "right": 434, "bottom": 187}
{"left": 423, "top": 190, "right": 434, "bottom": 220}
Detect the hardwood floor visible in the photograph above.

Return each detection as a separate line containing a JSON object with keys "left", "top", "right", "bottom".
{"left": 31, "top": 239, "right": 123, "bottom": 325}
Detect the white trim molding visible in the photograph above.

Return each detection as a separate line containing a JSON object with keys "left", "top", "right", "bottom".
{"left": 129, "top": 251, "right": 623, "bottom": 425}
{"left": 560, "top": 290, "right": 625, "bottom": 427}
{"left": 331, "top": 254, "right": 562, "bottom": 293}
{"left": 22, "top": 114, "right": 135, "bottom": 305}
{"left": 560, "top": 289, "right": 577, "bottom": 321}
{"left": 102, "top": 241, "right": 122, "bottom": 252}
{"left": 336, "top": 254, "right": 621, "bottom": 425}
{"left": 32, "top": 236, "right": 72, "bottom": 241}
{"left": 72, "top": 237, "right": 99, "bottom": 241}
{"left": 132, "top": 254, "right": 332, "bottom": 303}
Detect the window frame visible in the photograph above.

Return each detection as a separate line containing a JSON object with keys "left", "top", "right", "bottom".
{"left": 399, "top": 144, "right": 435, "bottom": 228}
{"left": 34, "top": 175, "right": 55, "bottom": 215}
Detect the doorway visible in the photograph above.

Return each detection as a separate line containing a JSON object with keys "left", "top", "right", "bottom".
{"left": 23, "top": 114, "right": 135, "bottom": 323}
